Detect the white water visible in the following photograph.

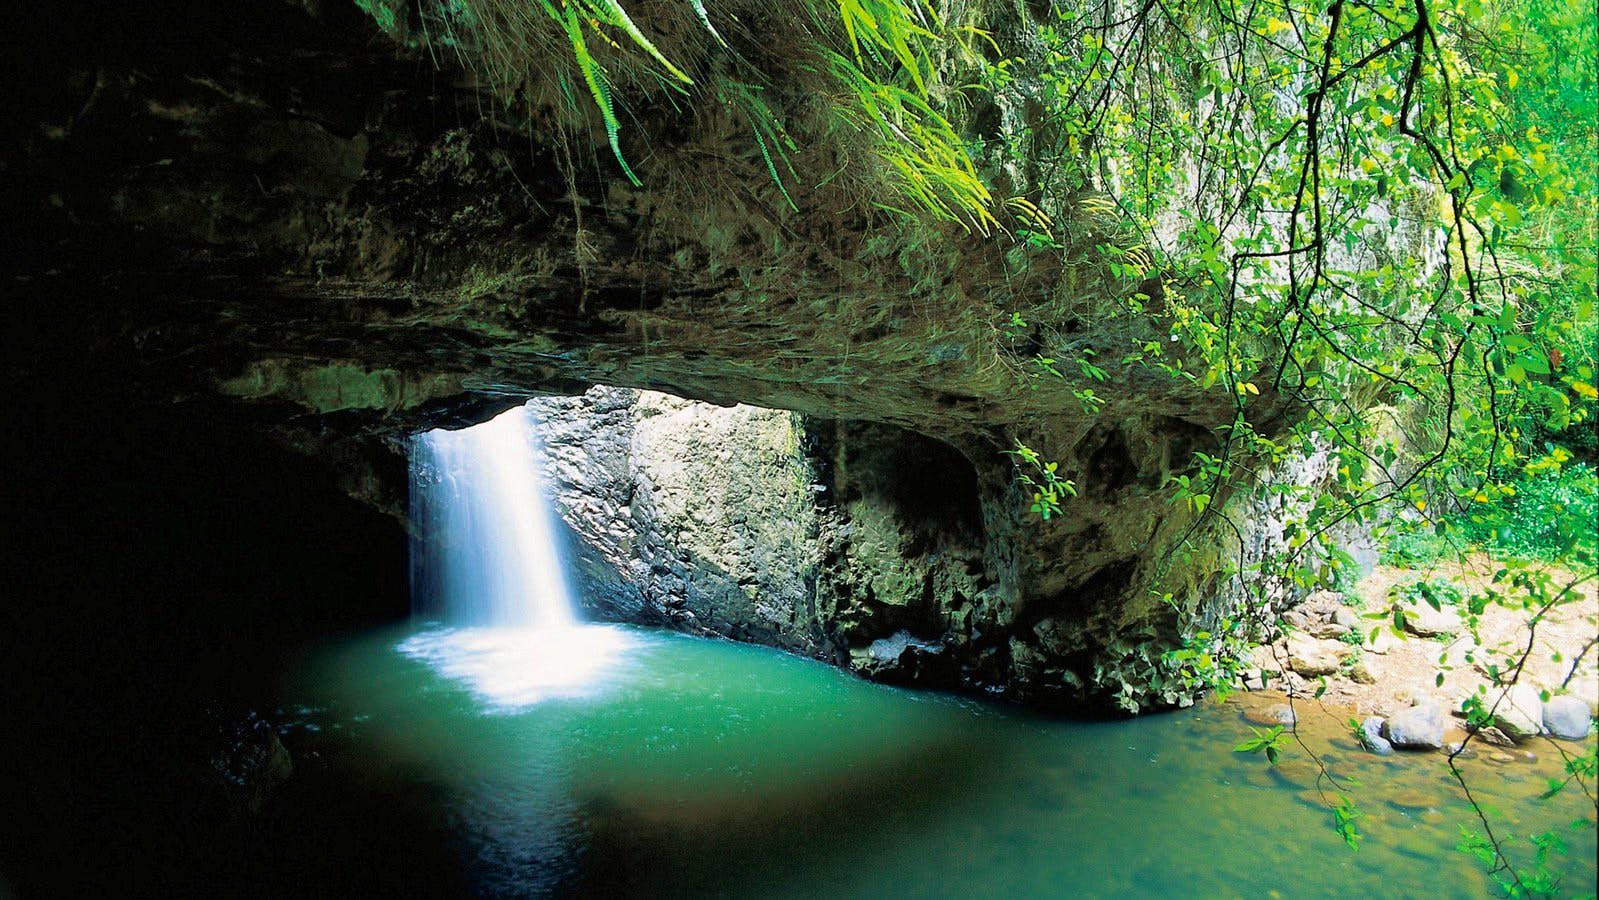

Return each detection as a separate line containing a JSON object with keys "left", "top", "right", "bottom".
{"left": 404, "top": 403, "right": 630, "bottom": 709}
{"left": 409, "top": 403, "right": 575, "bottom": 628}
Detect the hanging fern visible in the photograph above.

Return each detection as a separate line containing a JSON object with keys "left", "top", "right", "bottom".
{"left": 406, "top": 0, "right": 997, "bottom": 229}
{"left": 723, "top": 83, "right": 800, "bottom": 210}
{"left": 585, "top": 0, "right": 693, "bottom": 84}
{"left": 544, "top": 0, "right": 642, "bottom": 186}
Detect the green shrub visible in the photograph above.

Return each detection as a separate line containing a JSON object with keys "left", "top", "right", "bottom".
{"left": 1380, "top": 461, "right": 1597, "bottom": 567}
{"left": 1462, "top": 462, "right": 1598, "bottom": 564}
{"left": 1381, "top": 525, "right": 1456, "bottom": 566}
{"left": 1392, "top": 577, "right": 1464, "bottom": 609}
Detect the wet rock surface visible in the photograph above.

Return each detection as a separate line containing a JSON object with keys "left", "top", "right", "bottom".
{"left": 530, "top": 388, "right": 1059, "bottom": 702}
{"left": 1543, "top": 695, "right": 1594, "bottom": 740}
{"left": 1383, "top": 701, "right": 1448, "bottom": 750}
{"left": 1490, "top": 684, "right": 1547, "bottom": 740}
{"left": 1358, "top": 716, "right": 1394, "bottom": 755}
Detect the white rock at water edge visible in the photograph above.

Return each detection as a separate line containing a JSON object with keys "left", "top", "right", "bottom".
{"left": 1383, "top": 700, "right": 1447, "bottom": 750}
{"left": 1543, "top": 695, "right": 1594, "bottom": 740}
{"left": 1491, "top": 684, "right": 1545, "bottom": 739}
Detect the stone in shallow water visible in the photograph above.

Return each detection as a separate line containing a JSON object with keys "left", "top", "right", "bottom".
{"left": 1472, "top": 725, "right": 1516, "bottom": 747}
{"left": 1491, "top": 684, "right": 1545, "bottom": 739}
{"left": 1386, "top": 790, "right": 1440, "bottom": 812}
{"left": 1242, "top": 703, "right": 1297, "bottom": 727}
{"left": 1358, "top": 716, "right": 1394, "bottom": 756}
{"left": 1543, "top": 695, "right": 1594, "bottom": 740}
{"left": 1383, "top": 701, "right": 1446, "bottom": 750}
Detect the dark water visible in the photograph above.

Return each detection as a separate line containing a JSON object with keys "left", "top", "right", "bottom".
{"left": 284, "top": 624, "right": 1597, "bottom": 898}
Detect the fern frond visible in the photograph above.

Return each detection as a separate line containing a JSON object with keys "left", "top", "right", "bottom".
{"left": 751, "top": 126, "right": 798, "bottom": 211}
{"left": 723, "top": 83, "right": 799, "bottom": 211}
{"left": 687, "top": 0, "right": 728, "bottom": 47}
{"left": 580, "top": 0, "right": 693, "bottom": 84}
{"left": 552, "top": 0, "right": 642, "bottom": 186}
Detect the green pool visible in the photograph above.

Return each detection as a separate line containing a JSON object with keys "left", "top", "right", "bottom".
{"left": 281, "top": 623, "right": 1596, "bottom": 898}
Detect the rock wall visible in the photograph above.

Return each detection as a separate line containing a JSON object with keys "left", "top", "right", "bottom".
{"left": 527, "top": 387, "right": 1235, "bottom": 708}
{"left": 534, "top": 389, "right": 836, "bottom": 654}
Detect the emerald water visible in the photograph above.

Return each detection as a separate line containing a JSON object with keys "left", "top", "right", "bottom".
{"left": 286, "top": 623, "right": 1596, "bottom": 898}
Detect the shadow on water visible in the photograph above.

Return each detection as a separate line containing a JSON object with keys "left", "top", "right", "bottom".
{"left": 567, "top": 719, "right": 1019, "bottom": 896}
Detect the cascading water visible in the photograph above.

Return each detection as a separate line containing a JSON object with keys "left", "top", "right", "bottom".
{"left": 399, "top": 402, "right": 631, "bottom": 710}
{"left": 408, "top": 403, "right": 575, "bottom": 629}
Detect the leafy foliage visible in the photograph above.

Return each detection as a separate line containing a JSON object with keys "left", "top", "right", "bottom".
{"left": 1232, "top": 724, "right": 1289, "bottom": 765}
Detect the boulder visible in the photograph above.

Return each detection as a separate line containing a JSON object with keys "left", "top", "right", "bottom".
{"left": 1286, "top": 635, "right": 1343, "bottom": 677}
{"left": 1348, "top": 658, "right": 1380, "bottom": 685}
{"left": 1307, "top": 620, "right": 1351, "bottom": 640}
{"left": 1383, "top": 700, "right": 1447, "bottom": 750}
{"left": 1363, "top": 627, "right": 1400, "bottom": 655}
{"left": 1331, "top": 607, "right": 1361, "bottom": 629}
{"left": 1472, "top": 726, "right": 1516, "bottom": 747}
{"left": 1399, "top": 603, "right": 1461, "bottom": 638}
{"left": 1491, "top": 684, "right": 1545, "bottom": 739}
{"left": 1543, "top": 695, "right": 1594, "bottom": 740}
{"left": 1357, "top": 716, "right": 1394, "bottom": 755}
{"left": 1243, "top": 703, "right": 1298, "bottom": 727}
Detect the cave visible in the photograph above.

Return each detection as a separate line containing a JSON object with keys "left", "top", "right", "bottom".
{"left": 7, "top": 0, "right": 1595, "bottom": 895}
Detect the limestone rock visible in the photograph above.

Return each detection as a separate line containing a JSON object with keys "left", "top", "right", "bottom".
{"left": 1348, "top": 657, "right": 1380, "bottom": 685}
{"left": 1286, "top": 635, "right": 1343, "bottom": 677}
{"left": 1383, "top": 701, "right": 1447, "bottom": 750}
{"left": 1399, "top": 603, "right": 1461, "bottom": 638}
{"left": 1543, "top": 695, "right": 1594, "bottom": 740}
{"left": 1358, "top": 716, "right": 1394, "bottom": 755}
{"left": 1491, "top": 684, "right": 1545, "bottom": 739}
{"left": 1331, "top": 606, "right": 1361, "bottom": 629}
{"left": 1307, "top": 620, "right": 1351, "bottom": 640}
{"left": 1362, "top": 627, "right": 1400, "bottom": 655}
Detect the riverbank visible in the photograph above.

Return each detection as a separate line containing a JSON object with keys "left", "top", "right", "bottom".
{"left": 1247, "top": 554, "right": 1598, "bottom": 746}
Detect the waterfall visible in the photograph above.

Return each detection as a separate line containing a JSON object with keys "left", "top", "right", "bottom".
{"left": 409, "top": 403, "right": 576, "bottom": 629}
{"left": 401, "top": 402, "right": 630, "bottom": 710}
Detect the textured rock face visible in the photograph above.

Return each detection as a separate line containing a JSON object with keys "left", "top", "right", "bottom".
{"left": 530, "top": 388, "right": 1015, "bottom": 695}
{"left": 520, "top": 387, "right": 1352, "bottom": 708}
{"left": 533, "top": 389, "right": 835, "bottom": 654}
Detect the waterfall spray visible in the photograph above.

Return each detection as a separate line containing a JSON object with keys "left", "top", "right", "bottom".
{"left": 409, "top": 404, "right": 576, "bottom": 629}
{"left": 400, "top": 402, "right": 630, "bottom": 709}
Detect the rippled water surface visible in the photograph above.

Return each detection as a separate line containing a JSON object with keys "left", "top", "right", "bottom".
{"left": 289, "top": 624, "right": 1596, "bottom": 898}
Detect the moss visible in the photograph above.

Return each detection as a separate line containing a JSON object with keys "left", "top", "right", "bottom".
{"left": 218, "top": 360, "right": 463, "bottom": 414}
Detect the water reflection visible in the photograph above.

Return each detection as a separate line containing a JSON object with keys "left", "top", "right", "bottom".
{"left": 297, "top": 626, "right": 1597, "bottom": 899}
